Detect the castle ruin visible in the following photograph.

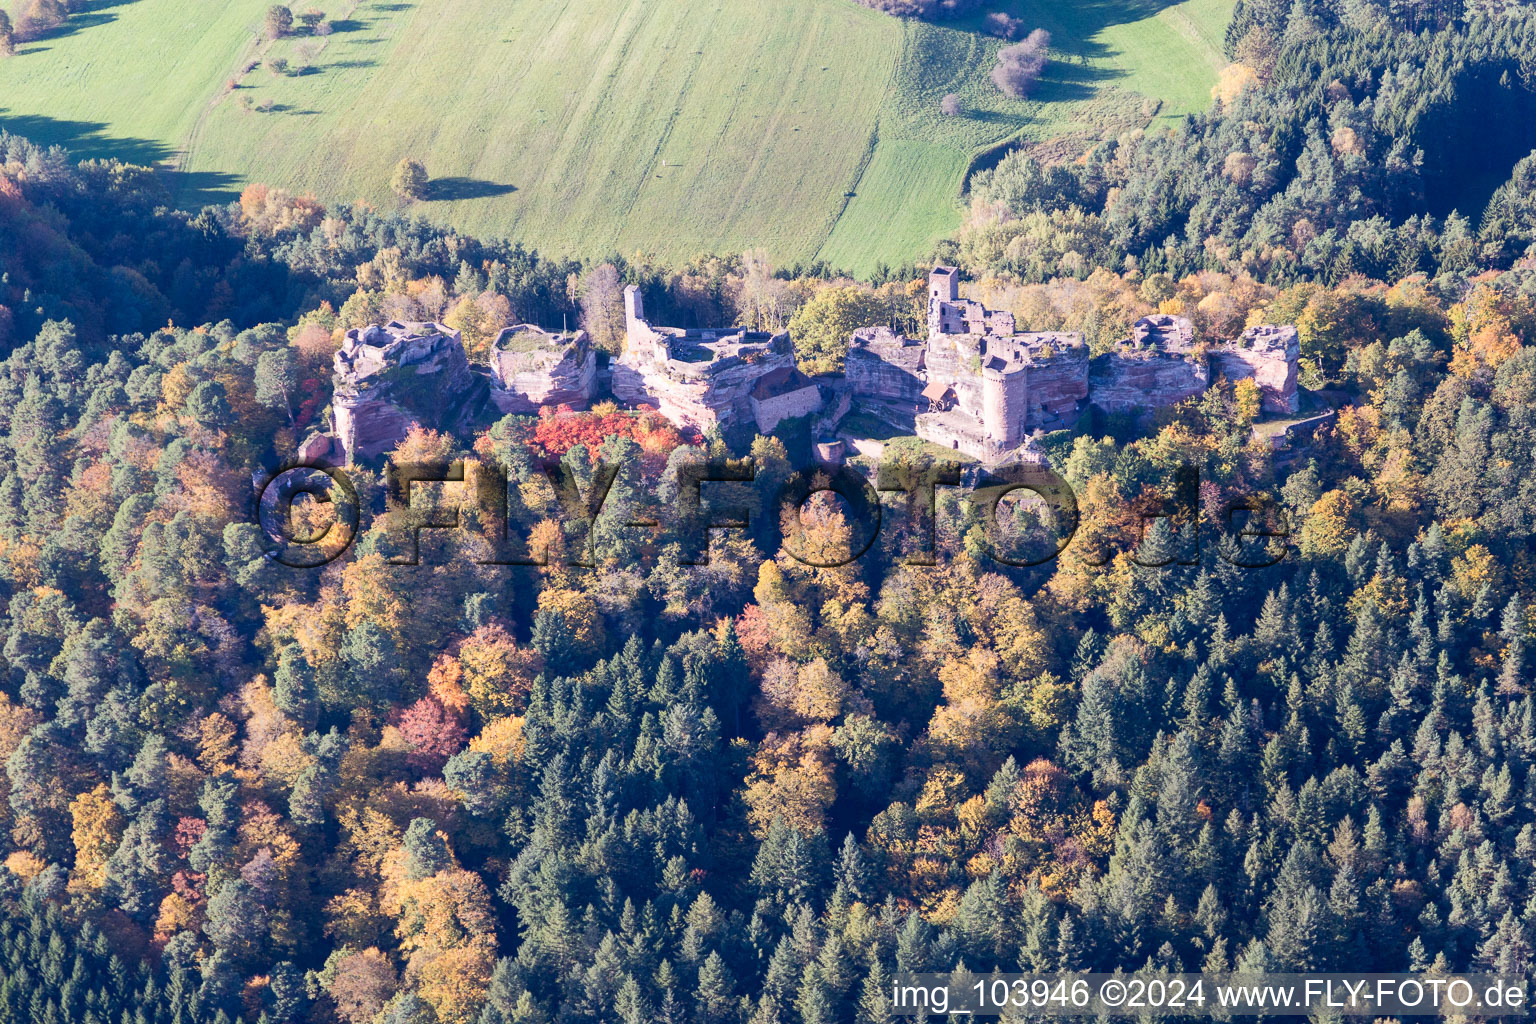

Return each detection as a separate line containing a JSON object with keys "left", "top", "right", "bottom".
{"left": 830, "top": 269, "right": 1304, "bottom": 463}
{"left": 309, "top": 269, "right": 1301, "bottom": 469}
{"left": 909, "top": 266, "right": 1091, "bottom": 462}
{"left": 327, "top": 320, "right": 481, "bottom": 461}
{"left": 612, "top": 286, "right": 822, "bottom": 434}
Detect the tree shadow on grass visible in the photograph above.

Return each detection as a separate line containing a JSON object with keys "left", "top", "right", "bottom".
{"left": 0, "top": 111, "right": 172, "bottom": 166}
{"left": 0, "top": 111, "right": 242, "bottom": 208}
{"left": 10, "top": 10, "right": 117, "bottom": 50}
{"left": 427, "top": 177, "right": 518, "bottom": 201}
{"left": 975, "top": 0, "right": 1193, "bottom": 75}
{"left": 962, "top": 108, "right": 1031, "bottom": 129}
{"left": 1028, "top": 60, "right": 1123, "bottom": 105}
{"left": 175, "top": 168, "right": 244, "bottom": 209}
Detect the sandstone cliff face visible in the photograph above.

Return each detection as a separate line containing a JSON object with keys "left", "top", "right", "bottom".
{"left": 330, "top": 321, "right": 480, "bottom": 460}
{"left": 1023, "top": 345, "right": 1091, "bottom": 430}
{"left": 1088, "top": 349, "right": 1209, "bottom": 414}
{"left": 1210, "top": 324, "right": 1300, "bottom": 414}
{"left": 487, "top": 326, "right": 597, "bottom": 414}
{"left": 847, "top": 328, "right": 925, "bottom": 404}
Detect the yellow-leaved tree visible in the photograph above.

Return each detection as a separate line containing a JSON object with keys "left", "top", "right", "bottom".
{"left": 68, "top": 784, "right": 123, "bottom": 893}
{"left": 379, "top": 821, "right": 498, "bottom": 1024}
{"left": 742, "top": 725, "right": 837, "bottom": 836}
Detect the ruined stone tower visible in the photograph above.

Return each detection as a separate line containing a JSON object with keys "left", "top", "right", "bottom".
{"left": 912, "top": 266, "right": 1089, "bottom": 462}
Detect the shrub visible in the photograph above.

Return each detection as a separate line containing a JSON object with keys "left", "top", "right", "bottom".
{"left": 14, "top": 0, "right": 67, "bottom": 41}
{"left": 986, "top": 11, "right": 1022, "bottom": 38}
{"left": 991, "top": 28, "right": 1050, "bottom": 99}
{"left": 940, "top": 93, "right": 962, "bottom": 116}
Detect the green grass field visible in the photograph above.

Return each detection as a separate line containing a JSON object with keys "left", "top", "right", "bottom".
{"left": 0, "top": 0, "right": 1231, "bottom": 274}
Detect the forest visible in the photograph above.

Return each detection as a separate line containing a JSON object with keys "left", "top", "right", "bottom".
{"left": 1, "top": 0, "right": 1536, "bottom": 1022}
{"left": 956, "top": 5, "right": 1536, "bottom": 288}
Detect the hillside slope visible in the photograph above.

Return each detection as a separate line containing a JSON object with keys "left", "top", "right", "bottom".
{"left": 0, "top": 0, "right": 1231, "bottom": 272}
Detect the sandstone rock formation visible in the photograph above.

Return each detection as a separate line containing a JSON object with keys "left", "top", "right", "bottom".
{"left": 330, "top": 321, "right": 482, "bottom": 460}
{"left": 1210, "top": 324, "right": 1301, "bottom": 414}
{"left": 486, "top": 325, "right": 597, "bottom": 414}
{"left": 846, "top": 326, "right": 926, "bottom": 427}
{"left": 1089, "top": 314, "right": 1209, "bottom": 415}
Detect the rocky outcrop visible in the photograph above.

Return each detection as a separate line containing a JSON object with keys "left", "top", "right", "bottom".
{"left": 1020, "top": 343, "right": 1091, "bottom": 431}
{"left": 1210, "top": 324, "right": 1300, "bottom": 414}
{"left": 1088, "top": 314, "right": 1207, "bottom": 415}
{"left": 1088, "top": 349, "right": 1209, "bottom": 414}
{"left": 1089, "top": 317, "right": 1299, "bottom": 417}
{"left": 847, "top": 327, "right": 925, "bottom": 404}
{"left": 487, "top": 325, "right": 597, "bottom": 414}
{"left": 330, "top": 321, "right": 481, "bottom": 460}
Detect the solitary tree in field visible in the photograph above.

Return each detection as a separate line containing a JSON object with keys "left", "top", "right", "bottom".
{"left": 264, "top": 4, "right": 293, "bottom": 39}
{"left": 991, "top": 28, "right": 1050, "bottom": 99}
{"left": 390, "top": 158, "right": 429, "bottom": 201}
{"left": 298, "top": 7, "right": 324, "bottom": 32}
{"left": 940, "top": 93, "right": 961, "bottom": 116}
{"left": 15, "top": 0, "right": 67, "bottom": 41}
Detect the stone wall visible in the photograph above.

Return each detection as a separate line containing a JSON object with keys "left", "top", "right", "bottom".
{"left": 916, "top": 409, "right": 993, "bottom": 461}
{"left": 751, "top": 383, "right": 823, "bottom": 433}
